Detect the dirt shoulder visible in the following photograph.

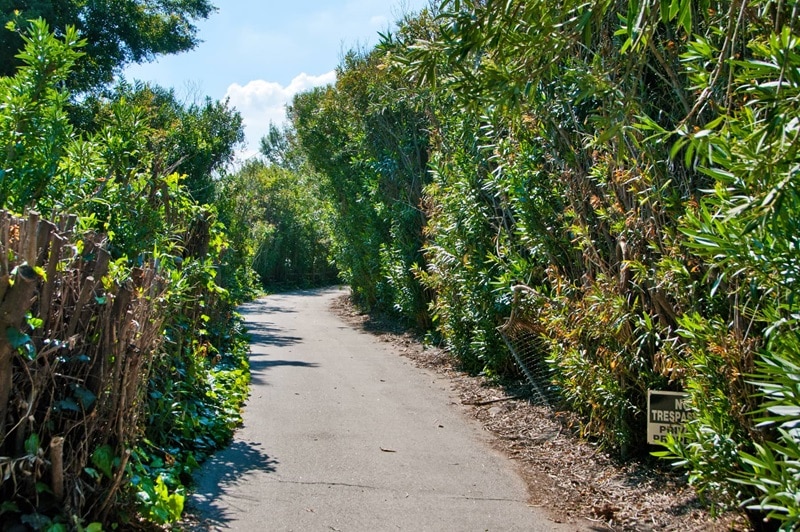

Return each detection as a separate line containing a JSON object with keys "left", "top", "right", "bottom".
{"left": 331, "top": 293, "right": 748, "bottom": 532}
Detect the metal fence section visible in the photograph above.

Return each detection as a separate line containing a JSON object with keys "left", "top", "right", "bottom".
{"left": 498, "top": 285, "right": 560, "bottom": 407}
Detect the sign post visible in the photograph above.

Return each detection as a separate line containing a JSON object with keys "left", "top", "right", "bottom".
{"left": 647, "top": 390, "right": 694, "bottom": 445}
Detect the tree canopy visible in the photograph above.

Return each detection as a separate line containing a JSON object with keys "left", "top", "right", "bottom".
{"left": 0, "top": 0, "right": 215, "bottom": 90}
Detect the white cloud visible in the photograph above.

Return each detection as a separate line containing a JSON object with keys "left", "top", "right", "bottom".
{"left": 225, "top": 71, "right": 337, "bottom": 161}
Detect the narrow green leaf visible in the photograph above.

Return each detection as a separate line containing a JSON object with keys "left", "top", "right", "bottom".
{"left": 6, "top": 328, "right": 31, "bottom": 350}
{"left": 92, "top": 445, "right": 115, "bottom": 479}
{"left": 24, "top": 433, "right": 40, "bottom": 455}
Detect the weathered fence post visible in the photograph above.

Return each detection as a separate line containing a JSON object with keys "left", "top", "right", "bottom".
{"left": 0, "top": 211, "right": 46, "bottom": 436}
{"left": 0, "top": 263, "right": 38, "bottom": 434}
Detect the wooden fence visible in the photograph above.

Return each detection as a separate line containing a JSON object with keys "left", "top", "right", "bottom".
{"left": 0, "top": 210, "right": 166, "bottom": 522}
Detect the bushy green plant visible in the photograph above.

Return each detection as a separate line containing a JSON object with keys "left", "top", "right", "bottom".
{"left": 0, "top": 19, "right": 84, "bottom": 211}
{"left": 290, "top": 43, "right": 431, "bottom": 325}
{"left": 657, "top": 18, "right": 800, "bottom": 527}
{"left": 137, "top": 309, "right": 249, "bottom": 524}
{"left": 388, "top": 0, "right": 698, "bottom": 447}
{"left": 738, "top": 329, "right": 800, "bottom": 529}
{"left": 414, "top": 112, "right": 518, "bottom": 373}
{"left": 0, "top": 19, "right": 250, "bottom": 527}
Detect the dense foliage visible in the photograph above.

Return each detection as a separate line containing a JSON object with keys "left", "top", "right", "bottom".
{"left": 0, "top": 0, "right": 215, "bottom": 90}
{"left": 73, "top": 82, "right": 245, "bottom": 205}
{"left": 0, "top": 19, "right": 251, "bottom": 528}
{"left": 217, "top": 159, "right": 338, "bottom": 288}
{"left": 290, "top": 43, "right": 431, "bottom": 326}
{"left": 287, "top": 0, "right": 800, "bottom": 528}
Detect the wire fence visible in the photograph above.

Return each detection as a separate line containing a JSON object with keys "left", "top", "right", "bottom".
{"left": 498, "top": 285, "right": 561, "bottom": 407}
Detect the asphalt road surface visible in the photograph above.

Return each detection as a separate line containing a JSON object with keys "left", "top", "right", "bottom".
{"left": 189, "top": 287, "right": 581, "bottom": 531}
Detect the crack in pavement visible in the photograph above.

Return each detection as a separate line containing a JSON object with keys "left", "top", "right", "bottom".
{"left": 268, "top": 477, "right": 382, "bottom": 491}
{"left": 266, "top": 476, "right": 525, "bottom": 503}
{"left": 444, "top": 495, "right": 525, "bottom": 503}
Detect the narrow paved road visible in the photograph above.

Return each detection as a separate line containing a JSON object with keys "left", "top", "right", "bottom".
{"left": 189, "top": 287, "right": 579, "bottom": 531}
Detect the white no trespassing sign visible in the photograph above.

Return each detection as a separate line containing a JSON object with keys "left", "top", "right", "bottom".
{"left": 647, "top": 390, "right": 694, "bottom": 445}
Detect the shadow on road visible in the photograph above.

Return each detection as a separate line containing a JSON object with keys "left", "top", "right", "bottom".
{"left": 245, "top": 320, "right": 303, "bottom": 348}
{"left": 250, "top": 358, "right": 319, "bottom": 370}
{"left": 245, "top": 349, "right": 319, "bottom": 385}
{"left": 186, "top": 440, "right": 278, "bottom": 529}
{"left": 247, "top": 356, "right": 320, "bottom": 386}
{"left": 183, "top": 288, "right": 348, "bottom": 529}
{"left": 239, "top": 286, "right": 346, "bottom": 316}
{"left": 243, "top": 319, "right": 318, "bottom": 386}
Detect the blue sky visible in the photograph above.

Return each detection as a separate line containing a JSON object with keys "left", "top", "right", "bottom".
{"left": 123, "top": 0, "right": 430, "bottom": 160}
